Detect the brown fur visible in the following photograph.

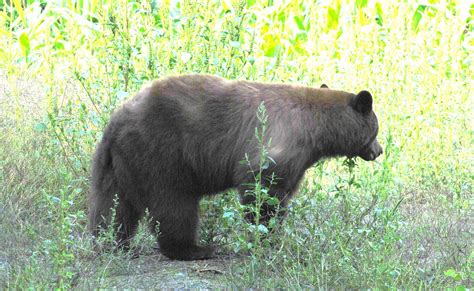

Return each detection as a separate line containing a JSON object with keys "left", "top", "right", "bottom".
{"left": 88, "top": 74, "right": 383, "bottom": 260}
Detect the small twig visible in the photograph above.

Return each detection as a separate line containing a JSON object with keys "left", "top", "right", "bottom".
{"left": 357, "top": 194, "right": 379, "bottom": 226}
{"left": 58, "top": 126, "right": 88, "bottom": 174}
{"left": 74, "top": 71, "right": 105, "bottom": 122}
{"left": 51, "top": 126, "right": 80, "bottom": 177}
{"left": 194, "top": 267, "right": 225, "bottom": 275}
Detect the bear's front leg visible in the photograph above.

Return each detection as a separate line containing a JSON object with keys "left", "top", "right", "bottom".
{"left": 149, "top": 192, "right": 215, "bottom": 261}
{"left": 238, "top": 185, "right": 291, "bottom": 228}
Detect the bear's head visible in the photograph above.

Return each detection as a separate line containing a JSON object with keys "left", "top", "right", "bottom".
{"left": 347, "top": 90, "right": 383, "bottom": 161}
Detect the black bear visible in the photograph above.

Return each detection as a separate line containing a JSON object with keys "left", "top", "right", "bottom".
{"left": 88, "top": 74, "right": 383, "bottom": 260}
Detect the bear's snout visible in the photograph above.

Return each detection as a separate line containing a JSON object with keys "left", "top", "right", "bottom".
{"left": 358, "top": 139, "right": 383, "bottom": 161}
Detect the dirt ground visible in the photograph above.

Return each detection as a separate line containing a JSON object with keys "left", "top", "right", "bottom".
{"left": 77, "top": 254, "right": 234, "bottom": 288}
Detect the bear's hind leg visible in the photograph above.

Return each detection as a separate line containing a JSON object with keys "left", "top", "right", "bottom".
{"left": 150, "top": 193, "right": 215, "bottom": 261}
{"left": 88, "top": 188, "right": 142, "bottom": 249}
{"left": 115, "top": 199, "right": 142, "bottom": 248}
{"left": 88, "top": 192, "right": 114, "bottom": 238}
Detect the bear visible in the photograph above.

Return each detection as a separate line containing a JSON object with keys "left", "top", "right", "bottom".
{"left": 88, "top": 74, "right": 383, "bottom": 261}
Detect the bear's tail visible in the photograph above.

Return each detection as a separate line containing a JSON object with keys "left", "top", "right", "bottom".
{"left": 88, "top": 126, "right": 118, "bottom": 236}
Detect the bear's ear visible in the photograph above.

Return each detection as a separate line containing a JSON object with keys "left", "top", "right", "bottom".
{"left": 351, "top": 90, "right": 373, "bottom": 114}
{"left": 320, "top": 84, "right": 329, "bottom": 89}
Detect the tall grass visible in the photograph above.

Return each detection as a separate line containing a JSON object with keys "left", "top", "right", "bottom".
{"left": 0, "top": 0, "right": 472, "bottom": 288}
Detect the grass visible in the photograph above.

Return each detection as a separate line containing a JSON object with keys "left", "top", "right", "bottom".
{"left": 0, "top": 0, "right": 473, "bottom": 289}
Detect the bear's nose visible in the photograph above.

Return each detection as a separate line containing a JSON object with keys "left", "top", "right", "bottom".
{"left": 377, "top": 147, "right": 383, "bottom": 157}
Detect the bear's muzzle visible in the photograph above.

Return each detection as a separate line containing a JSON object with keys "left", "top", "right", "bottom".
{"left": 358, "top": 139, "right": 383, "bottom": 161}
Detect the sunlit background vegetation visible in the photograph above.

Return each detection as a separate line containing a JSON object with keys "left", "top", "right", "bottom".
{"left": 0, "top": 0, "right": 472, "bottom": 288}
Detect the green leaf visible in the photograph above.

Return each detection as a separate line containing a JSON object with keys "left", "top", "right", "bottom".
{"left": 229, "top": 41, "right": 241, "bottom": 49}
{"left": 19, "top": 32, "right": 30, "bottom": 57}
{"left": 221, "top": 0, "right": 233, "bottom": 12}
{"left": 278, "top": 10, "right": 286, "bottom": 23}
{"left": 246, "top": 0, "right": 256, "bottom": 7}
{"left": 266, "top": 196, "right": 279, "bottom": 206}
{"left": 444, "top": 269, "right": 461, "bottom": 280}
{"left": 34, "top": 122, "right": 47, "bottom": 132}
{"left": 355, "top": 0, "right": 368, "bottom": 9}
{"left": 257, "top": 224, "right": 269, "bottom": 234}
{"left": 412, "top": 5, "right": 427, "bottom": 31}
{"left": 247, "top": 56, "right": 255, "bottom": 65}
{"left": 264, "top": 43, "right": 281, "bottom": 57}
{"left": 327, "top": 7, "right": 339, "bottom": 30}
{"left": 223, "top": 210, "right": 234, "bottom": 218}
{"left": 294, "top": 16, "right": 305, "bottom": 31}
{"left": 54, "top": 42, "right": 65, "bottom": 50}
{"left": 375, "top": 2, "right": 383, "bottom": 26}
{"left": 12, "top": 0, "right": 25, "bottom": 25}
{"left": 389, "top": 269, "right": 400, "bottom": 278}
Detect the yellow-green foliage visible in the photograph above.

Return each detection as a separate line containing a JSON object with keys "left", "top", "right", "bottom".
{"left": 1, "top": 0, "right": 472, "bottom": 189}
